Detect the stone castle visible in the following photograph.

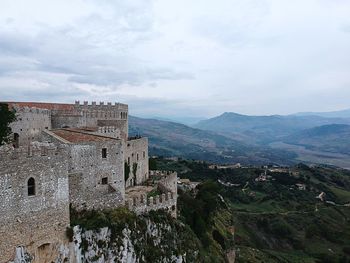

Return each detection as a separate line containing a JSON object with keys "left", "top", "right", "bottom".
{"left": 0, "top": 101, "right": 177, "bottom": 263}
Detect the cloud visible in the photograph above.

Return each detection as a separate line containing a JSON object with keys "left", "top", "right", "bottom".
{"left": 0, "top": 0, "right": 350, "bottom": 117}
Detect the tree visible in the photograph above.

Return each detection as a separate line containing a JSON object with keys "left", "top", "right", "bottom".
{"left": 0, "top": 103, "right": 16, "bottom": 146}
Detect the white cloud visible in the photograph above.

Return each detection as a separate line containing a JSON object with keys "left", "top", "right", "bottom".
{"left": 0, "top": 0, "right": 350, "bottom": 117}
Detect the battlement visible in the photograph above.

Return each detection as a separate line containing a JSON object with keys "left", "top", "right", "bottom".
{"left": 74, "top": 101, "right": 128, "bottom": 111}
{"left": 126, "top": 191, "right": 176, "bottom": 216}
{"left": 150, "top": 170, "right": 176, "bottom": 177}
{"left": 98, "top": 126, "right": 118, "bottom": 134}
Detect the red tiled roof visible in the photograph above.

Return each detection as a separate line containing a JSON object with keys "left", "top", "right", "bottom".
{"left": 5, "top": 102, "right": 74, "bottom": 110}
{"left": 51, "top": 129, "right": 117, "bottom": 143}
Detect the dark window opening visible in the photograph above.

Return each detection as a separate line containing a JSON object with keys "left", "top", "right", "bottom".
{"left": 13, "top": 133, "right": 19, "bottom": 148}
{"left": 102, "top": 148, "right": 107, "bottom": 158}
{"left": 28, "top": 177, "right": 36, "bottom": 196}
{"left": 102, "top": 177, "right": 108, "bottom": 185}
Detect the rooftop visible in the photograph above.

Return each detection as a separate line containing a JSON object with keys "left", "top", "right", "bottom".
{"left": 51, "top": 129, "right": 119, "bottom": 143}
{"left": 6, "top": 102, "right": 74, "bottom": 111}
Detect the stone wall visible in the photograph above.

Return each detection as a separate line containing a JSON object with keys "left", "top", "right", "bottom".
{"left": 10, "top": 106, "right": 51, "bottom": 147}
{"left": 125, "top": 137, "right": 149, "bottom": 187}
{"left": 0, "top": 143, "right": 70, "bottom": 263}
{"left": 68, "top": 140, "right": 125, "bottom": 211}
{"left": 93, "top": 126, "right": 121, "bottom": 139}
{"left": 150, "top": 171, "right": 178, "bottom": 195}
{"left": 126, "top": 191, "right": 177, "bottom": 217}
{"left": 51, "top": 101, "right": 129, "bottom": 141}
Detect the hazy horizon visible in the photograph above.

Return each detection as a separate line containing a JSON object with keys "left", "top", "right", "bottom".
{"left": 1, "top": 0, "right": 350, "bottom": 117}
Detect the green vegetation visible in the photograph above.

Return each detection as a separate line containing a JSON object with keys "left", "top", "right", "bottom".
{"left": 0, "top": 103, "right": 16, "bottom": 146}
{"left": 147, "top": 188, "right": 162, "bottom": 198}
{"left": 149, "top": 157, "right": 157, "bottom": 170}
{"left": 178, "top": 181, "right": 235, "bottom": 262}
{"left": 157, "top": 158, "right": 350, "bottom": 262}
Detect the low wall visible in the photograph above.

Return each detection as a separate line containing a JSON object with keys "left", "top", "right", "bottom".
{"left": 150, "top": 171, "right": 178, "bottom": 195}
{"left": 126, "top": 191, "right": 177, "bottom": 218}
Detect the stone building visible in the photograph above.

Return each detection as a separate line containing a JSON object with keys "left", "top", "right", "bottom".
{"left": 0, "top": 101, "right": 177, "bottom": 263}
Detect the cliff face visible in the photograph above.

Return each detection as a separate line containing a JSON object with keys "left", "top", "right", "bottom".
{"left": 9, "top": 209, "right": 201, "bottom": 263}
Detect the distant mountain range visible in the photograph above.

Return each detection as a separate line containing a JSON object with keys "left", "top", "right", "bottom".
{"left": 129, "top": 116, "right": 297, "bottom": 165}
{"left": 293, "top": 108, "right": 350, "bottom": 118}
{"left": 194, "top": 112, "right": 350, "bottom": 144}
{"left": 129, "top": 111, "right": 350, "bottom": 168}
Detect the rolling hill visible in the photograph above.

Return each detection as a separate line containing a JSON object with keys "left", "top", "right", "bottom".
{"left": 194, "top": 112, "right": 350, "bottom": 144}
{"left": 129, "top": 116, "right": 297, "bottom": 165}
{"left": 282, "top": 124, "right": 350, "bottom": 155}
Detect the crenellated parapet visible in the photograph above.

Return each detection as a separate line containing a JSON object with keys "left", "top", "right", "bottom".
{"left": 126, "top": 191, "right": 176, "bottom": 217}
{"left": 74, "top": 100, "right": 128, "bottom": 111}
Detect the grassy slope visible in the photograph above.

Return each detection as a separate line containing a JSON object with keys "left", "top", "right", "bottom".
{"left": 156, "top": 158, "right": 350, "bottom": 263}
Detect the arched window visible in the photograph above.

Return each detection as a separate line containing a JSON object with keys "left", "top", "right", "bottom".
{"left": 28, "top": 177, "right": 36, "bottom": 196}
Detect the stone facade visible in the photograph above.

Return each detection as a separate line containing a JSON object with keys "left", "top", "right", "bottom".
{"left": 0, "top": 101, "right": 177, "bottom": 263}
{"left": 9, "top": 106, "right": 51, "bottom": 147}
{"left": 0, "top": 143, "right": 70, "bottom": 262}
{"left": 125, "top": 137, "right": 149, "bottom": 188}
{"left": 126, "top": 171, "right": 178, "bottom": 217}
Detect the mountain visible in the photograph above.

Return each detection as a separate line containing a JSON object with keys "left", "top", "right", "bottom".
{"left": 194, "top": 112, "right": 350, "bottom": 144}
{"left": 294, "top": 108, "right": 350, "bottom": 118}
{"left": 129, "top": 116, "right": 297, "bottom": 165}
{"left": 147, "top": 116, "right": 205, "bottom": 126}
{"left": 282, "top": 124, "right": 350, "bottom": 155}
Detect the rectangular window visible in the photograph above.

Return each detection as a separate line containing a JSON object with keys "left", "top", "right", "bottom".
{"left": 143, "top": 151, "right": 145, "bottom": 158}
{"left": 102, "top": 177, "right": 108, "bottom": 185}
{"left": 102, "top": 148, "right": 107, "bottom": 158}
{"left": 137, "top": 154, "right": 139, "bottom": 161}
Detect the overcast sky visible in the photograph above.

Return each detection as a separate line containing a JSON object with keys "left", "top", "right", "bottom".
{"left": 0, "top": 0, "right": 350, "bottom": 118}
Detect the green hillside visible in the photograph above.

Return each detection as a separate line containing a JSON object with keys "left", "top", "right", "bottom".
{"left": 156, "top": 158, "right": 350, "bottom": 263}
{"left": 283, "top": 124, "right": 350, "bottom": 155}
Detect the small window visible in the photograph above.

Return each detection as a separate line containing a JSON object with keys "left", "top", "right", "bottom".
{"left": 137, "top": 154, "right": 139, "bottom": 161}
{"left": 102, "top": 148, "right": 107, "bottom": 158}
{"left": 28, "top": 177, "right": 36, "bottom": 196}
{"left": 101, "top": 177, "right": 108, "bottom": 185}
{"left": 13, "top": 133, "right": 19, "bottom": 148}
{"left": 143, "top": 151, "right": 145, "bottom": 158}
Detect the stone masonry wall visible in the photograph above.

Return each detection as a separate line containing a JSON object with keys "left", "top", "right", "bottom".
{"left": 51, "top": 101, "right": 128, "bottom": 141}
{"left": 10, "top": 106, "right": 51, "bottom": 147}
{"left": 126, "top": 191, "right": 177, "bottom": 217}
{"left": 68, "top": 140, "right": 125, "bottom": 211}
{"left": 125, "top": 137, "right": 149, "bottom": 187}
{"left": 150, "top": 171, "right": 178, "bottom": 196}
{"left": 0, "top": 143, "right": 70, "bottom": 263}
